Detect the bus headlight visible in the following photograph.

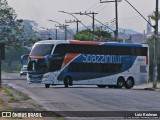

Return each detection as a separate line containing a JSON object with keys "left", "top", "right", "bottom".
{"left": 43, "top": 75, "right": 49, "bottom": 79}
{"left": 43, "top": 74, "right": 49, "bottom": 79}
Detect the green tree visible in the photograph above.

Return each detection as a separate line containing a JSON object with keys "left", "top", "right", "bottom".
{"left": 19, "top": 20, "right": 41, "bottom": 47}
{"left": 0, "top": 0, "right": 16, "bottom": 25}
{"left": 0, "top": 0, "right": 18, "bottom": 45}
{"left": 0, "top": 0, "right": 34, "bottom": 72}
{"left": 93, "top": 29, "right": 113, "bottom": 41}
{"left": 0, "top": 0, "right": 42, "bottom": 72}
{"left": 73, "top": 29, "right": 92, "bottom": 41}
{"left": 150, "top": 11, "right": 160, "bottom": 21}
{"left": 2, "top": 46, "right": 30, "bottom": 72}
{"left": 0, "top": 0, "right": 39, "bottom": 47}
{"left": 73, "top": 29, "right": 113, "bottom": 41}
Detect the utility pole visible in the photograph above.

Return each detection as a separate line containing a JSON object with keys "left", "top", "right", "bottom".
{"left": 59, "top": 11, "right": 90, "bottom": 31}
{"left": 48, "top": 19, "right": 73, "bottom": 39}
{"left": 75, "top": 12, "right": 98, "bottom": 33}
{"left": 55, "top": 29, "right": 58, "bottom": 40}
{"left": 100, "top": 0, "right": 121, "bottom": 41}
{"left": 153, "top": 0, "right": 159, "bottom": 88}
{"left": 65, "top": 20, "right": 81, "bottom": 34}
{"left": 40, "top": 27, "right": 55, "bottom": 40}
{"left": 115, "top": 0, "right": 118, "bottom": 41}
{"left": 0, "top": 43, "right": 5, "bottom": 88}
{"left": 125, "top": 0, "right": 159, "bottom": 88}
{"left": 55, "top": 24, "right": 69, "bottom": 40}
{"left": 77, "top": 13, "right": 115, "bottom": 33}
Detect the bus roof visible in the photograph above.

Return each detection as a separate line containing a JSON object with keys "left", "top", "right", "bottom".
{"left": 35, "top": 40, "right": 147, "bottom": 47}
{"left": 35, "top": 40, "right": 69, "bottom": 44}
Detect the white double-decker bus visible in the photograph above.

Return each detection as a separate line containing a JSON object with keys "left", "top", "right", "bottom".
{"left": 39, "top": 40, "right": 149, "bottom": 89}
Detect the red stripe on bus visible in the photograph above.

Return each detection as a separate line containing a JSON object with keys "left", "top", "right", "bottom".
{"left": 69, "top": 40, "right": 102, "bottom": 45}
{"left": 61, "top": 53, "right": 79, "bottom": 68}
{"left": 146, "top": 55, "right": 148, "bottom": 65}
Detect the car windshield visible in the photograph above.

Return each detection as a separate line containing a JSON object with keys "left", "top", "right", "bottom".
{"left": 30, "top": 44, "right": 54, "bottom": 56}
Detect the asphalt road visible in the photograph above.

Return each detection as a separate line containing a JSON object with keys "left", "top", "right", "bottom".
{"left": 2, "top": 73, "right": 160, "bottom": 118}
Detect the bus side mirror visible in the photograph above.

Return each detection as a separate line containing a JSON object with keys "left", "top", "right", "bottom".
{"left": 20, "top": 54, "right": 29, "bottom": 64}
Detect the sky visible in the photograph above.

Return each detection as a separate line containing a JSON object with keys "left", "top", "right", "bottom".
{"left": 7, "top": 0, "right": 157, "bottom": 33}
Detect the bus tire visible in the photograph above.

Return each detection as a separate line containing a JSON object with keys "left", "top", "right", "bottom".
{"left": 64, "top": 76, "right": 72, "bottom": 88}
{"left": 97, "top": 85, "right": 107, "bottom": 88}
{"left": 125, "top": 77, "right": 134, "bottom": 89}
{"left": 45, "top": 84, "right": 50, "bottom": 88}
{"left": 116, "top": 77, "right": 125, "bottom": 88}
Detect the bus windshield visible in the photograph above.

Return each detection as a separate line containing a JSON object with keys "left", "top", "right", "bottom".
{"left": 30, "top": 44, "right": 54, "bottom": 56}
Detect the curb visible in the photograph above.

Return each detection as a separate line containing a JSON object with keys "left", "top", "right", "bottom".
{"left": 144, "top": 87, "right": 160, "bottom": 91}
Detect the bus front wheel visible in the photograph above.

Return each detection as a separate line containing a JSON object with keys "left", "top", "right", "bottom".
{"left": 64, "top": 76, "right": 72, "bottom": 88}
{"left": 45, "top": 84, "right": 50, "bottom": 88}
{"left": 124, "top": 77, "right": 134, "bottom": 89}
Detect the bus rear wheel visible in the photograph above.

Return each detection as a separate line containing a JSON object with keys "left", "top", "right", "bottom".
{"left": 45, "top": 84, "right": 50, "bottom": 88}
{"left": 116, "top": 77, "right": 125, "bottom": 88}
{"left": 124, "top": 77, "right": 134, "bottom": 89}
{"left": 97, "top": 85, "right": 107, "bottom": 88}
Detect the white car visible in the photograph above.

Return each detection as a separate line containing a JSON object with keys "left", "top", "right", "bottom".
{"left": 20, "top": 65, "right": 28, "bottom": 76}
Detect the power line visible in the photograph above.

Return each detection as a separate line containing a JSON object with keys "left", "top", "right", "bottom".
{"left": 75, "top": 12, "right": 114, "bottom": 32}
{"left": 86, "top": 1, "right": 100, "bottom": 11}
{"left": 74, "top": 12, "right": 98, "bottom": 33}
{"left": 125, "top": 0, "right": 153, "bottom": 29}
{"left": 96, "top": 4, "right": 111, "bottom": 13}
{"left": 59, "top": 11, "right": 90, "bottom": 31}
{"left": 90, "top": 4, "right": 104, "bottom": 11}
{"left": 55, "top": 24, "right": 69, "bottom": 40}
{"left": 65, "top": 20, "right": 81, "bottom": 34}
{"left": 48, "top": 19, "right": 73, "bottom": 40}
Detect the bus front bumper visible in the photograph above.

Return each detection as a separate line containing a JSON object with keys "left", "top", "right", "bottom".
{"left": 42, "top": 73, "right": 55, "bottom": 84}
{"left": 27, "top": 73, "right": 44, "bottom": 83}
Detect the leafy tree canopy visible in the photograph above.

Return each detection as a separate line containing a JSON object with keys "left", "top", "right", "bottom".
{"left": 0, "top": 0, "right": 16, "bottom": 25}
{"left": 149, "top": 11, "right": 160, "bottom": 21}
{"left": 73, "top": 29, "right": 113, "bottom": 41}
{"left": 0, "top": 0, "right": 20, "bottom": 46}
{"left": 0, "top": 0, "right": 40, "bottom": 47}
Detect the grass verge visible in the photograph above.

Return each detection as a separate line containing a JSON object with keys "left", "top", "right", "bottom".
{"left": 0, "top": 85, "right": 43, "bottom": 110}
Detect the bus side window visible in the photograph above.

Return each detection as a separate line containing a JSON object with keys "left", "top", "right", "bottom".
{"left": 49, "top": 55, "right": 65, "bottom": 72}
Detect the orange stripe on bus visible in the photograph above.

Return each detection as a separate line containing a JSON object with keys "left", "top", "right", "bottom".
{"left": 61, "top": 53, "right": 79, "bottom": 68}
{"left": 69, "top": 40, "right": 102, "bottom": 45}
{"left": 146, "top": 55, "right": 148, "bottom": 65}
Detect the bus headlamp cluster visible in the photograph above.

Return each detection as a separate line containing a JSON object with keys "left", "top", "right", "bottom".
{"left": 43, "top": 75, "right": 49, "bottom": 78}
